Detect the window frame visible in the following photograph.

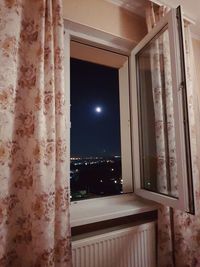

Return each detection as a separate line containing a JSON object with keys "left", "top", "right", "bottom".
{"left": 69, "top": 46, "right": 133, "bottom": 195}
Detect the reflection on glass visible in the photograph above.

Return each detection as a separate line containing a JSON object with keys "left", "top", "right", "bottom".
{"left": 136, "top": 28, "right": 178, "bottom": 198}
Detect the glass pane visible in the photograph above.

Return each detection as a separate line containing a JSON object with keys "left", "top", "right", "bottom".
{"left": 136, "top": 28, "right": 178, "bottom": 198}
{"left": 70, "top": 58, "right": 122, "bottom": 201}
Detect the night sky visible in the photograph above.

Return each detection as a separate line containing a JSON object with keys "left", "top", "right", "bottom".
{"left": 70, "top": 58, "right": 121, "bottom": 157}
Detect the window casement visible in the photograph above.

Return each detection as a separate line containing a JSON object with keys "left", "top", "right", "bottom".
{"left": 130, "top": 6, "right": 194, "bottom": 213}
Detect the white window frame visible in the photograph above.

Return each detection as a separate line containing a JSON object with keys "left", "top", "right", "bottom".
{"left": 130, "top": 8, "right": 193, "bottom": 212}
{"left": 68, "top": 37, "right": 133, "bottom": 195}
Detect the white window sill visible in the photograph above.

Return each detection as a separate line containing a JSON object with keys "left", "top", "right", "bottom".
{"left": 70, "top": 193, "right": 159, "bottom": 227}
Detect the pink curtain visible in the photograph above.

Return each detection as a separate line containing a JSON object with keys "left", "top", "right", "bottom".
{"left": 146, "top": 2, "right": 200, "bottom": 267}
{"left": 0, "top": 1, "right": 71, "bottom": 266}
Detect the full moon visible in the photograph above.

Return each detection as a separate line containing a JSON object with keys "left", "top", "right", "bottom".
{"left": 95, "top": 106, "right": 102, "bottom": 113}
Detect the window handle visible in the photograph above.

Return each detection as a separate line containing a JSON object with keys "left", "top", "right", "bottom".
{"left": 178, "top": 81, "right": 185, "bottom": 91}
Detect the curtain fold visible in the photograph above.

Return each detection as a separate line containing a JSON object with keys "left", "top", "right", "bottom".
{"left": 146, "top": 2, "right": 200, "bottom": 267}
{"left": 0, "top": 1, "right": 71, "bottom": 266}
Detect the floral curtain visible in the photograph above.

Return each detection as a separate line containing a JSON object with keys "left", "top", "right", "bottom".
{"left": 146, "top": 2, "right": 200, "bottom": 267}
{"left": 0, "top": 1, "right": 71, "bottom": 266}
{"left": 172, "top": 25, "right": 200, "bottom": 267}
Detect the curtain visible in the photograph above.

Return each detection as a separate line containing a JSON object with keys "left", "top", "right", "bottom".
{"left": 172, "top": 25, "right": 200, "bottom": 267}
{"left": 146, "top": 2, "right": 200, "bottom": 267}
{"left": 0, "top": 1, "right": 71, "bottom": 266}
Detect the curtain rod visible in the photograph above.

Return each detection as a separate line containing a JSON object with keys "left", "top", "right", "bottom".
{"left": 150, "top": 0, "right": 195, "bottom": 25}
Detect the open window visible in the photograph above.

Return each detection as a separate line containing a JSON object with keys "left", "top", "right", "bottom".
{"left": 131, "top": 7, "right": 194, "bottom": 212}
{"left": 65, "top": 5, "right": 195, "bottom": 225}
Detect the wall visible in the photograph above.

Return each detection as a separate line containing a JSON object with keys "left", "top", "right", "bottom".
{"left": 62, "top": 0, "right": 147, "bottom": 45}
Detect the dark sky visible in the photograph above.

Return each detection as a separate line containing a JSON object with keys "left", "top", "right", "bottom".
{"left": 70, "top": 58, "right": 121, "bottom": 157}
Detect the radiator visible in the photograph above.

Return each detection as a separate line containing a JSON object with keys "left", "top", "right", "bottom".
{"left": 72, "top": 222, "right": 156, "bottom": 267}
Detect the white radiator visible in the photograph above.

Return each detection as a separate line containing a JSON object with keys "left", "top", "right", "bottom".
{"left": 72, "top": 222, "right": 156, "bottom": 267}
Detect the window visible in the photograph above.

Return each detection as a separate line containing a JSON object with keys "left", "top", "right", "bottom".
{"left": 70, "top": 42, "right": 133, "bottom": 201}
{"left": 65, "top": 6, "right": 194, "bottom": 216}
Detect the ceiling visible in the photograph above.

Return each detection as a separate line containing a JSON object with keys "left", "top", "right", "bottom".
{"left": 106, "top": 0, "right": 200, "bottom": 38}
{"left": 106, "top": 0, "right": 147, "bottom": 17}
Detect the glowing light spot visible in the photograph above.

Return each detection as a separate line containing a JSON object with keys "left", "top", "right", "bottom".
{"left": 95, "top": 107, "right": 102, "bottom": 113}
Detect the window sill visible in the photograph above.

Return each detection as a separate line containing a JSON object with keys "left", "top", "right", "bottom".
{"left": 70, "top": 193, "right": 159, "bottom": 227}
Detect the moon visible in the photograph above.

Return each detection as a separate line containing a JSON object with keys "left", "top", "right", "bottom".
{"left": 95, "top": 106, "right": 102, "bottom": 113}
